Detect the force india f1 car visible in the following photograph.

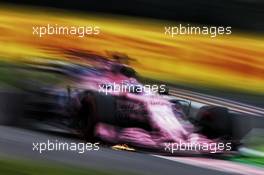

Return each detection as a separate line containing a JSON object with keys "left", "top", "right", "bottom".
{"left": 0, "top": 59, "right": 238, "bottom": 155}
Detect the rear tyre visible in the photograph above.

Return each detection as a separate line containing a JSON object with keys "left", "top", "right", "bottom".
{"left": 0, "top": 92, "right": 25, "bottom": 126}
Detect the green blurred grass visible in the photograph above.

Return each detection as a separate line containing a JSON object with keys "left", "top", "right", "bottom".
{"left": 230, "top": 156, "right": 264, "bottom": 167}
{"left": 0, "top": 61, "right": 67, "bottom": 91}
{"left": 0, "top": 158, "right": 132, "bottom": 175}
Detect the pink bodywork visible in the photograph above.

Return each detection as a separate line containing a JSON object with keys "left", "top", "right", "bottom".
{"left": 80, "top": 70, "right": 221, "bottom": 154}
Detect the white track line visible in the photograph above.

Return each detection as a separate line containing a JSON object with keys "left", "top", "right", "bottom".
{"left": 153, "top": 155, "right": 264, "bottom": 175}
{"left": 169, "top": 90, "right": 264, "bottom": 117}
{"left": 170, "top": 88, "right": 264, "bottom": 113}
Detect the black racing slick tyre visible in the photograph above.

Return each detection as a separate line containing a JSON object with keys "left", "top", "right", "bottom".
{"left": 78, "top": 91, "right": 116, "bottom": 141}
{"left": 0, "top": 92, "right": 25, "bottom": 126}
{"left": 79, "top": 92, "right": 98, "bottom": 142}
{"left": 196, "top": 106, "right": 233, "bottom": 139}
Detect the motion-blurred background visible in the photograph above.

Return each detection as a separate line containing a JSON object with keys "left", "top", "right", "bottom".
{"left": 0, "top": 0, "right": 263, "bottom": 175}
{"left": 1, "top": 0, "right": 264, "bottom": 103}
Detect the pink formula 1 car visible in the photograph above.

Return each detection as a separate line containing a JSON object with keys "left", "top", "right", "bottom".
{"left": 64, "top": 64, "right": 233, "bottom": 155}
{"left": 3, "top": 58, "right": 235, "bottom": 155}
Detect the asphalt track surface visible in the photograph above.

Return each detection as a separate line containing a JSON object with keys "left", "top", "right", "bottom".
{"left": 0, "top": 126, "right": 236, "bottom": 175}
{"left": 0, "top": 89, "right": 264, "bottom": 175}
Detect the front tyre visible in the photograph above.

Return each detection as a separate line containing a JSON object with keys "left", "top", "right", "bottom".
{"left": 78, "top": 92, "right": 98, "bottom": 142}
